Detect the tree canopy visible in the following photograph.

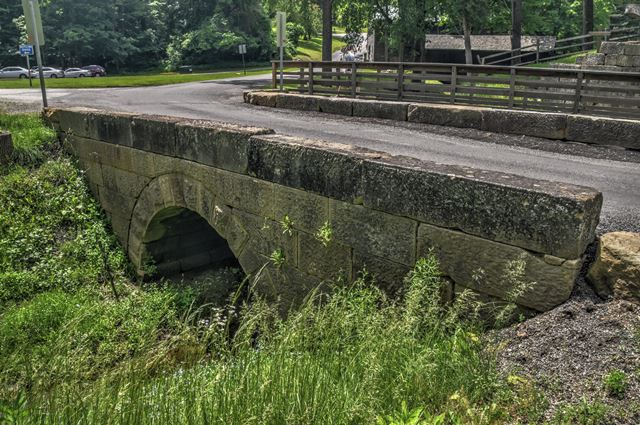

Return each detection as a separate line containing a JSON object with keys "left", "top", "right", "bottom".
{"left": 0, "top": 0, "right": 626, "bottom": 71}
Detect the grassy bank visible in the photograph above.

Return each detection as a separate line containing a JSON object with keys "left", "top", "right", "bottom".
{"left": 0, "top": 68, "right": 271, "bottom": 89}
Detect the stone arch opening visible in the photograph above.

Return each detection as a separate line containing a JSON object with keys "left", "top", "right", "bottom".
{"left": 142, "top": 206, "right": 241, "bottom": 278}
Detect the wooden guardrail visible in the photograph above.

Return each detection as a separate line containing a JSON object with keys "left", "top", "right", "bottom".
{"left": 481, "top": 26, "right": 640, "bottom": 66}
{"left": 272, "top": 61, "right": 640, "bottom": 119}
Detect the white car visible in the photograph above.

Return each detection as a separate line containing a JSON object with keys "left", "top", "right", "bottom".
{"left": 64, "top": 68, "right": 90, "bottom": 78}
{"left": 32, "top": 67, "right": 64, "bottom": 78}
{"left": 0, "top": 67, "right": 31, "bottom": 79}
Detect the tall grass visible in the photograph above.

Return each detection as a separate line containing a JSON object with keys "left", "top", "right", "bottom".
{"left": 7, "top": 258, "right": 527, "bottom": 425}
{"left": 0, "top": 113, "right": 56, "bottom": 166}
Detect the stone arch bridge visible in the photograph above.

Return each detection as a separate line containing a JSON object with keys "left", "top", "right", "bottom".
{"left": 46, "top": 108, "right": 602, "bottom": 312}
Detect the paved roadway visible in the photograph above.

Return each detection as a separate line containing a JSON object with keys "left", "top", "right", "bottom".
{"left": 1, "top": 74, "right": 638, "bottom": 234}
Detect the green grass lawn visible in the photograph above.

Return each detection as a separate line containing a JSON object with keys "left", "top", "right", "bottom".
{"left": 0, "top": 67, "right": 272, "bottom": 89}
{"left": 294, "top": 36, "right": 347, "bottom": 61}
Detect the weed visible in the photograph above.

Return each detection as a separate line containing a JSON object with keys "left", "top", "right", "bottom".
{"left": 603, "top": 370, "right": 629, "bottom": 399}
{"left": 269, "top": 248, "right": 286, "bottom": 268}
{"left": 553, "top": 398, "right": 609, "bottom": 425}
{"left": 279, "top": 215, "right": 294, "bottom": 236}
{"left": 315, "top": 221, "right": 333, "bottom": 247}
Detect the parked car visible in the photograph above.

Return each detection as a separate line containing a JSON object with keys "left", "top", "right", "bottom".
{"left": 0, "top": 67, "right": 31, "bottom": 79}
{"left": 31, "top": 66, "right": 64, "bottom": 78}
{"left": 81, "top": 65, "right": 106, "bottom": 77}
{"left": 64, "top": 68, "right": 91, "bottom": 78}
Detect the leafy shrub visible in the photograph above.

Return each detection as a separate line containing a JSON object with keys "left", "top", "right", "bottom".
{"left": 0, "top": 159, "right": 128, "bottom": 305}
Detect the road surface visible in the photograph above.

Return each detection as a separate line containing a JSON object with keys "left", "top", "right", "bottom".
{"left": 0, "top": 74, "right": 638, "bottom": 234}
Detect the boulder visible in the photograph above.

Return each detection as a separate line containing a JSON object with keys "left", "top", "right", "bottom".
{"left": 588, "top": 232, "right": 640, "bottom": 303}
{"left": 625, "top": 4, "right": 640, "bottom": 20}
{"left": 0, "top": 131, "right": 13, "bottom": 164}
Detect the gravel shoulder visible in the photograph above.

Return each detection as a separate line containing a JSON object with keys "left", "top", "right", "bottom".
{"left": 495, "top": 276, "right": 640, "bottom": 423}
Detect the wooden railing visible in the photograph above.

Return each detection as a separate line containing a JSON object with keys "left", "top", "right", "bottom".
{"left": 272, "top": 61, "right": 640, "bottom": 119}
{"left": 480, "top": 26, "right": 640, "bottom": 66}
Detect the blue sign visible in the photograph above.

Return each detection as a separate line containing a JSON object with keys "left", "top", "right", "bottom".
{"left": 19, "top": 45, "right": 34, "bottom": 56}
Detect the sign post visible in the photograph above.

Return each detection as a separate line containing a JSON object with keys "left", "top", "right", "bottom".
{"left": 276, "top": 12, "right": 286, "bottom": 92}
{"left": 22, "top": 0, "right": 47, "bottom": 107}
{"left": 19, "top": 45, "right": 34, "bottom": 87}
{"left": 238, "top": 44, "right": 247, "bottom": 76}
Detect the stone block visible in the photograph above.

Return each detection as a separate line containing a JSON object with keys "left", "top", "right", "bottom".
{"left": 600, "top": 42, "right": 625, "bottom": 55}
{"left": 98, "top": 185, "right": 137, "bottom": 218}
{"left": 317, "top": 97, "right": 353, "bottom": 116}
{"left": 587, "top": 232, "right": 640, "bottom": 303}
{"left": 248, "top": 134, "right": 365, "bottom": 204}
{"left": 0, "top": 132, "right": 13, "bottom": 164}
{"left": 175, "top": 120, "right": 273, "bottom": 174}
{"left": 213, "top": 169, "right": 275, "bottom": 218}
{"left": 566, "top": 115, "right": 640, "bottom": 150}
{"left": 581, "top": 53, "right": 606, "bottom": 66}
{"left": 330, "top": 200, "right": 417, "bottom": 266}
{"left": 131, "top": 115, "right": 183, "bottom": 156}
{"left": 258, "top": 264, "right": 324, "bottom": 311}
{"left": 248, "top": 92, "right": 278, "bottom": 108}
{"left": 352, "top": 251, "right": 413, "bottom": 295}
{"left": 109, "top": 212, "right": 131, "bottom": 249}
{"left": 100, "top": 164, "right": 150, "bottom": 198}
{"left": 233, "top": 210, "right": 298, "bottom": 268}
{"left": 352, "top": 99, "right": 409, "bottom": 121}
{"left": 624, "top": 43, "right": 640, "bottom": 56}
{"left": 273, "top": 185, "right": 330, "bottom": 234}
{"left": 407, "top": 104, "right": 483, "bottom": 129}
{"left": 482, "top": 109, "right": 567, "bottom": 140}
{"left": 298, "top": 231, "right": 351, "bottom": 281}
{"left": 276, "top": 94, "right": 319, "bottom": 112}
{"left": 86, "top": 111, "right": 135, "bottom": 146}
{"left": 48, "top": 107, "right": 94, "bottom": 137}
{"left": 417, "top": 224, "right": 581, "bottom": 312}
{"left": 362, "top": 155, "right": 602, "bottom": 260}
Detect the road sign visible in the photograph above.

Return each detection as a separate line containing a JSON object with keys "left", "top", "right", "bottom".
{"left": 22, "top": 0, "right": 45, "bottom": 46}
{"left": 238, "top": 44, "right": 247, "bottom": 55}
{"left": 276, "top": 12, "right": 287, "bottom": 48}
{"left": 19, "top": 45, "right": 34, "bottom": 56}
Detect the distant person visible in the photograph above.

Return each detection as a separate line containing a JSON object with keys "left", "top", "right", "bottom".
{"left": 344, "top": 50, "right": 356, "bottom": 62}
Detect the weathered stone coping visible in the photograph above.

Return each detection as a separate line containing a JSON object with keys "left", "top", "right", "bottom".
{"left": 244, "top": 91, "right": 640, "bottom": 151}
{"left": 46, "top": 107, "right": 602, "bottom": 261}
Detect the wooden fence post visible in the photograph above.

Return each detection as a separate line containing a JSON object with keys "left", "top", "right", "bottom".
{"left": 450, "top": 66, "right": 458, "bottom": 104}
{"left": 351, "top": 63, "right": 357, "bottom": 98}
{"left": 573, "top": 71, "right": 584, "bottom": 114}
{"left": 308, "top": 63, "right": 314, "bottom": 95}
{"left": 398, "top": 64, "right": 404, "bottom": 100}
{"left": 509, "top": 68, "right": 517, "bottom": 107}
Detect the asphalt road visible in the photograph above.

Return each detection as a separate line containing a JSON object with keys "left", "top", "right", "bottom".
{"left": 1, "top": 74, "right": 638, "bottom": 234}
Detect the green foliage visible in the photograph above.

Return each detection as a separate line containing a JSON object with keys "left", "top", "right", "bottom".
{"left": 0, "top": 114, "right": 56, "bottom": 166}
{"left": 315, "top": 221, "right": 333, "bottom": 247}
{"left": 269, "top": 248, "right": 286, "bottom": 268}
{"left": 279, "top": 215, "right": 294, "bottom": 236}
{"left": 0, "top": 158, "right": 128, "bottom": 305}
{"left": 553, "top": 398, "right": 609, "bottom": 425}
{"left": 603, "top": 370, "right": 629, "bottom": 399}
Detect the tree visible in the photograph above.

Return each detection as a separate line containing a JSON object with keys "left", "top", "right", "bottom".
{"left": 511, "top": 0, "right": 523, "bottom": 63}
{"left": 583, "top": 0, "right": 594, "bottom": 35}
{"left": 321, "top": 0, "right": 332, "bottom": 61}
{"left": 438, "top": 0, "right": 495, "bottom": 64}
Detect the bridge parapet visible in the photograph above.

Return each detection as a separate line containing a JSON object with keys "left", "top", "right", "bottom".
{"left": 46, "top": 108, "right": 602, "bottom": 312}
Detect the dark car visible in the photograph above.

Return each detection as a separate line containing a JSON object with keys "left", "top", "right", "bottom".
{"left": 81, "top": 65, "right": 106, "bottom": 77}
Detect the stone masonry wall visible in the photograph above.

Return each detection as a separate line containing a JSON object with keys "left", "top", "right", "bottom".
{"left": 46, "top": 108, "right": 603, "bottom": 312}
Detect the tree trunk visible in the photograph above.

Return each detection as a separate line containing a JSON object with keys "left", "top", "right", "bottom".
{"left": 462, "top": 15, "right": 473, "bottom": 64}
{"left": 511, "top": 0, "right": 523, "bottom": 64}
{"left": 583, "top": 0, "right": 594, "bottom": 51}
{"left": 322, "top": 0, "right": 333, "bottom": 62}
